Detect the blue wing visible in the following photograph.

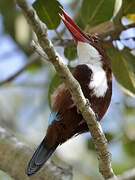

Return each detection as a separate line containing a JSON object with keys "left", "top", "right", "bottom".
{"left": 48, "top": 111, "right": 60, "bottom": 126}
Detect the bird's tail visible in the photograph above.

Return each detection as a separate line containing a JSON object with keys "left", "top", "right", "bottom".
{"left": 26, "top": 139, "right": 58, "bottom": 176}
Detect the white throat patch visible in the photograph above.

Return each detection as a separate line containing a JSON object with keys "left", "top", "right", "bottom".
{"left": 77, "top": 42, "right": 108, "bottom": 97}
{"left": 77, "top": 41, "right": 102, "bottom": 66}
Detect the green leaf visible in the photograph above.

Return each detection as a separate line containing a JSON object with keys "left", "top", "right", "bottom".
{"left": 113, "top": 0, "right": 135, "bottom": 25}
{"left": 48, "top": 73, "right": 63, "bottom": 108}
{"left": 122, "top": 0, "right": 135, "bottom": 15}
{"left": 123, "top": 137, "right": 135, "bottom": 157}
{"left": 106, "top": 47, "right": 115, "bottom": 58}
{"left": 0, "top": 0, "right": 18, "bottom": 39}
{"left": 76, "top": 16, "right": 85, "bottom": 30}
{"left": 87, "top": 132, "right": 114, "bottom": 151}
{"left": 126, "top": 13, "right": 135, "bottom": 23}
{"left": 33, "top": 0, "right": 62, "bottom": 29}
{"left": 111, "top": 49, "right": 135, "bottom": 97}
{"left": 112, "top": 163, "right": 133, "bottom": 174}
{"left": 124, "top": 104, "right": 135, "bottom": 116}
{"left": 87, "top": 138, "right": 95, "bottom": 151}
{"left": 113, "top": 0, "right": 123, "bottom": 25}
{"left": 81, "top": 0, "right": 115, "bottom": 27}
{"left": 105, "top": 132, "right": 115, "bottom": 142}
{"left": 113, "top": 0, "right": 122, "bottom": 18}
{"left": 64, "top": 47, "right": 77, "bottom": 61}
{"left": 26, "top": 63, "right": 41, "bottom": 72}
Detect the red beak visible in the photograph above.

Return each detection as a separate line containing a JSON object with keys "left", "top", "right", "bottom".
{"left": 59, "top": 7, "right": 91, "bottom": 44}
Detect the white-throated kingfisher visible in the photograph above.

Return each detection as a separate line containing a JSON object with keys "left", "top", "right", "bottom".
{"left": 26, "top": 7, "right": 112, "bottom": 176}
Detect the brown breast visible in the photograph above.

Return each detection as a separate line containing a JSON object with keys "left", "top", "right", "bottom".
{"left": 73, "top": 64, "right": 112, "bottom": 120}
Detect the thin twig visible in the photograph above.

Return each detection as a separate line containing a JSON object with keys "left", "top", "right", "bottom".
{"left": 0, "top": 53, "right": 40, "bottom": 86}
{"left": 31, "top": 41, "right": 48, "bottom": 60}
{"left": 100, "top": 22, "right": 135, "bottom": 39}
{"left": 53, "top": 39, "right": 74, "bottom": 48}
{"left": 15, "top": 0, "right": 117, "bottom": 179}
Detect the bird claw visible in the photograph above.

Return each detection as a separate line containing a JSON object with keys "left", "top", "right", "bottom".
{"left": 85, "top": 99, "right": 91, "bottom": 108}
{"left": 85, "top": 99, "right": 98, "bottom": 120}
{"left": 77, "top": 108, "right": 81, "bottom": 115}
{"left": 95, "top": 113, "right": 98, "bottom": 121}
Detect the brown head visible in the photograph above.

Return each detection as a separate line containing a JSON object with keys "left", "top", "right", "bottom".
{"left": 59, "top": 7, "right": 111, "bottom": 69}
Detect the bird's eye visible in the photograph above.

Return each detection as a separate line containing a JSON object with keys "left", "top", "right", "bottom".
{"left": 93, "top": 38, "right": 98, "bottom": 43}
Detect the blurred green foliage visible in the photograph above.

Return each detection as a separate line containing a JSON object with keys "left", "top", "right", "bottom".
{"left": 111, "top": 50, "right": 135, "bottom": 96}
{"left": 48, "top": 73, "right": 63, "bottom": 108}
{"left": 81, "top": 0, "right": 115, "bottom": 27}
{"left": 33, "top": 0, "right": 62, "bottom": 29}
{"left": 64, "top": 46, "right": 77, "bottom": 61}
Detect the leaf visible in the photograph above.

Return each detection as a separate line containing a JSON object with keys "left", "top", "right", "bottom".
{"left": 113, "top": 0, "right": 135, "bottom": 25}
{"left": 123, "top": 137, "right": 135, "bottom": 157}
{"left": 87, "top": 138, "right": 95, "bottom": 151}
{"left": 76, "top": 16, "right": 85, "bottom": 30}
{"left": 126, "top": 13, "right": 135, "bottom": 23}
{"left": 113, "top": 0, "right": 123, "bottom": 25}
{"left": 0, "top": 0, "right": 18, "bottom": 39}
{"left": 112, "top": 163, "right": 132, "bottom": 174}
{"left": 113, "top": 0, "right": 122, "bottom": 18}
{"left": 33, "top": 0, "right": 62, "bottom": 29}
{"left": 124, "top": 104, "right": 135, "bottom": 116}
{"left": 26, "top": 63, "right": 41, "bottom": 72}
{"left": 87, "top": 132, "right": 114, "bottom": 151}
{"left": 122, "top": 0, "right": 135, "bottom": 15}
{"left": 48, "top": 73, "right": 63, "bottom": 108}
{"left": 64, "top": 47, "right": 77, "bottom": 61}
{"left": 111, "top": 49, "right": 135, "bottom": 97}
{"left": 81, "top": 0, "right": 115, "bottom": 27}
{"left": 105, "top": 132, "right": 115, "bottom": 142}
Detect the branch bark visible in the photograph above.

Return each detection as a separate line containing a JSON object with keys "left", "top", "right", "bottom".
{"left": 100, "top": 22, "right": 135, "bottom": 39}
{"left": 15, "top": 0, "right": 117, "bottom": 179}
{"left": 0, "top": 126, "right": 72, "bottom": 180}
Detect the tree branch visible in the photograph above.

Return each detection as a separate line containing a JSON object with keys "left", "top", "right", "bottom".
{"left": 15, "top": 0, "right": 117, "bottom": 179}
{"left": 0, "top": 53, "right": 40, "bottom": 86}
{"left": 31, "top": 40, "right": 49, "bottom": 59}
{"left": 0, "top": 126, "right": 72, "bottom": 180}
{"left": 101, "top": 22, "right": 135, "bottom": 39}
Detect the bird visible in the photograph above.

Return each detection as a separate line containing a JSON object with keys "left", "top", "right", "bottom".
{"left": 26, "top": 7, "right": 112, "bottom": 176}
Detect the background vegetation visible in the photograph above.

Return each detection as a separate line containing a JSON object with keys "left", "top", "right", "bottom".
{"left": 0, "top": 0, "right": 135, "bottom": 179}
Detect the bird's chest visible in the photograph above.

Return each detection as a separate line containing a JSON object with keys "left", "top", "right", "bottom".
{"left": 81, "top": 64, "right": 112, "bottom": 120}
{"left": 87, "top": 64, "right": 108, "bottom": 98}
{"left": 74, "top": 64, "right": 110, "bottom": 120}
{"left": 74, "top": 64, "right": 108, "bottom": 98}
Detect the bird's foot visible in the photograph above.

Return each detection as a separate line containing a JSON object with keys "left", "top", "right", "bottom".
{"left": 77, "top": 108, "right": 81, "bottom": 115}
{"left": 85, "top": 99, "right": 91, "bottom": 108}
{"left": 95, "top": 113, "right": 98, "bottom": 121}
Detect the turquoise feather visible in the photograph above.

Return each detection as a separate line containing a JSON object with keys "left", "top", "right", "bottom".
{"left": 48, "top": 111, "right": 59, "bottom": 126}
